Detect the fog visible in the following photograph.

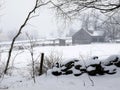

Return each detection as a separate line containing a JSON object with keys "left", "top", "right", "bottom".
{"left": 0, "top": 0, "right": 83, "bottom": 41}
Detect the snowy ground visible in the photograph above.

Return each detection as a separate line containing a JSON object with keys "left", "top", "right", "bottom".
{"left": 2, "top": 73, "right": 120, "bottom": 90}
{"left": 0, "top": 43, "right": 120, "bottom": 90}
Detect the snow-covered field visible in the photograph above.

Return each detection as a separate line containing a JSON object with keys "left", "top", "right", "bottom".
{"left": 0, "top": 43, "right": 120, "bottom": 90}
{"left": 4, "top": 73, "right": 120, "bottom": 90}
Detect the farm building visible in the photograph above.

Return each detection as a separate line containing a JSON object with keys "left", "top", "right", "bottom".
{"left": 72, "top": 29, "right": 105, "bottom": 44}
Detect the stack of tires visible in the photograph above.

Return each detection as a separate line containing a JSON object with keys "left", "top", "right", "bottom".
{"left": 51, "top": 55, "right": 120, "bottom": 76}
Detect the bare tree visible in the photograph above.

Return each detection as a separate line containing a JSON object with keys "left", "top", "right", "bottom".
{"left": 57, "top": 28, "right": 64, "bottom": 38}
{"left": 102, "top": 12, "right": 120, "bottom": 41}
{"left": 80, "top": 10, "right": 101, "bottom": 31}
{"left": 3, "top": 0, "right": 69, "bottom": 74}
{"left": 54, "top": 0, "right": 120, "bottom": 42}
{"left": 90, "top": 10, "right": 101, "bottom": 30}
{"left": 26, "top": 33, "right": 36, "bottom": 83}
{"left": 54, "top": 0, "right": 120, "bottom": 17}
{"left": 66, "top": 28, "right": 76, "bottom": 37}
{"left": 4, "top": 0, "right": 52, "bottom": 74}
{"left": 4, "top": 0, "right": 120, "bottom": 74}
{"left": 81, "top": 13, "right": 90, "bottom": 31}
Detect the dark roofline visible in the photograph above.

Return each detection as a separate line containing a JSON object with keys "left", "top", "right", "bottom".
{"left": 72, "top": 28, "right": 92, "bottom": 37}
{"left": 72, "top": 28, "right": 105, "bottom": 37}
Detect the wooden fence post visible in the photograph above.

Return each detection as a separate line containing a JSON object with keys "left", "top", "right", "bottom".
{"left": 39, "top": 53, "right": 44, "bottom": 75}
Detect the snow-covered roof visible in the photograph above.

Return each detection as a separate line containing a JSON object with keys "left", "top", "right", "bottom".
{"left": 92, "top": 31, "right": 104, "bottom": 36}
{"left": 73, "top": 29, "right": 105, "bottom": 37}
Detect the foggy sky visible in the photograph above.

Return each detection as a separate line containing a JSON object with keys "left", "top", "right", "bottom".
{"left": 0, "top": 0, "right": 61, "bottom": 40}
{"left": 0, "top": 0, "right": 84, "bottom": 41}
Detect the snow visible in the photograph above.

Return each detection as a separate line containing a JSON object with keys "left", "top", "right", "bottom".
{"left": 72, "top": 67, "right": 82, "bottom": 74}
{"left": 85, "top": 59, "right": 101, "bottom": 66}
{"left": 74, "top": 60, "right": 83, "bottom": 66}
{"left": 52, "top": 67, "right": 61, "bottom": 72}
{"left": 92, "top": 31, "right": 104, "bottom": 36}
{"left": 31, "top": 43, "right": 120, "bottom": 60}
{"left": 61, "top": 66, "right": 66, "bottom": 70}
{"left": 0, "top": 43, "right": 120, "bottom": 90}
{"left": 103, "top": 55, "right": 120, "bottom": 65}
{"left": 104, "top": 65, "right": 117, "bottom": 73}
{"left": 3, "top": 73, "right": 120, "bottom": 90}
{"left": 87, "top": 66, "right": 95, "bottom": 71}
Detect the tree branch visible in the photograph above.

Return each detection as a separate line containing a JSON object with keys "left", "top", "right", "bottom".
{"left": 4, "top": 0, "right": 71, "bottom": 74}
{"left": 54, "top": 0, "right": 120, "bottom": 17}
{"left": 4, "top": 0, "right": 50, "bottom": 74}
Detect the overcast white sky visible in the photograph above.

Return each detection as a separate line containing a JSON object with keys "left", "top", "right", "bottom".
{"left": 0, "top": 0, "right": 56, "bottom": 38}
{"left": 0, "top": 0, "right": 82, "bottom": 40}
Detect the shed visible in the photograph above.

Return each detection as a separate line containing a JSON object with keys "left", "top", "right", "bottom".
{"left": 55, "top": 39, "right": 66, "bottom": 46}
{"left": 92, "top": 31, "right": 105, "bottom": 42}
{"left": 72, "top": 29, "right": 92, "bottom": 44}
{"left": 72, "top": 29, "right": 105, "bottom": 44}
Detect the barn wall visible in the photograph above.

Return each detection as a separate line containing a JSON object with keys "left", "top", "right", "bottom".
{"left": 72, "top": 29, "right": 92, "bottom": 44}
{"left": 92, "top": 36, "right": 105, "bottom": 42}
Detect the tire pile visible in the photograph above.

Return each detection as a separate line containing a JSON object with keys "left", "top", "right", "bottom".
{"left": 50, "top": 55, "right": 120, "bottom": 76}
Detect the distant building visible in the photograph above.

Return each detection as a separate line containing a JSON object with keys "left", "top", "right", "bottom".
{"left": 53, "top": 38, "right": 66, "bottom": 46}
{"left": 92, "top": 31, "right": 105, "bottom": 42}
{"left": 72, "top": 29, "right": 105, "bottom": 44}
{"left": 57, "top": 39, "right": 66, "bottom": 46}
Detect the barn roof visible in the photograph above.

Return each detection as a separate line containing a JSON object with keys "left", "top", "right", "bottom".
{"left": 72, "top": 28, "right": 92, "bottom": 37}
{"left": 92, "top": 31, "right": 105, "bottom": 36}
{"left": 73, "top": 29, "right": 105, "bottom": 37}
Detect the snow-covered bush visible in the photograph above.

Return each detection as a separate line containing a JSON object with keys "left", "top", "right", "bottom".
{"left": 28, "top": 51, "right": 63, "bottom": 76}
{"left": 52, "top": 67, "right": 62, "bottom": 76}
{"left": 50, "top": 55, "right": 120, "bottom": 77}
{"left": 50, "top": 59, "right": 84, "bottom": 76}
{"left": 0, "top": 61, "right": 14, "bottom": 77}
{"left": 103, "top": 55, "right": 120, "bottom": 67}
{"left": 86, "top": 62, "right": 105, "bottom": 76}
{"left": 43, "top": 52, "right": 63, "bottom": 74}
{"left": 103, "top": 65, "right": 117, "bottom": 74}
{"left": 72, "top": 67, "right": 82, "bottom": 76}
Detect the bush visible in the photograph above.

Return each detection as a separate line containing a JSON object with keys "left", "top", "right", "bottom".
{"left": 50, "top": 55, "right": 120, "bottom": 77}
{"left": 28, "top": 51, "right": 63, "bottom": 76}
{"left": 103, "top": 55, "right": 120, "bottom": 67}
